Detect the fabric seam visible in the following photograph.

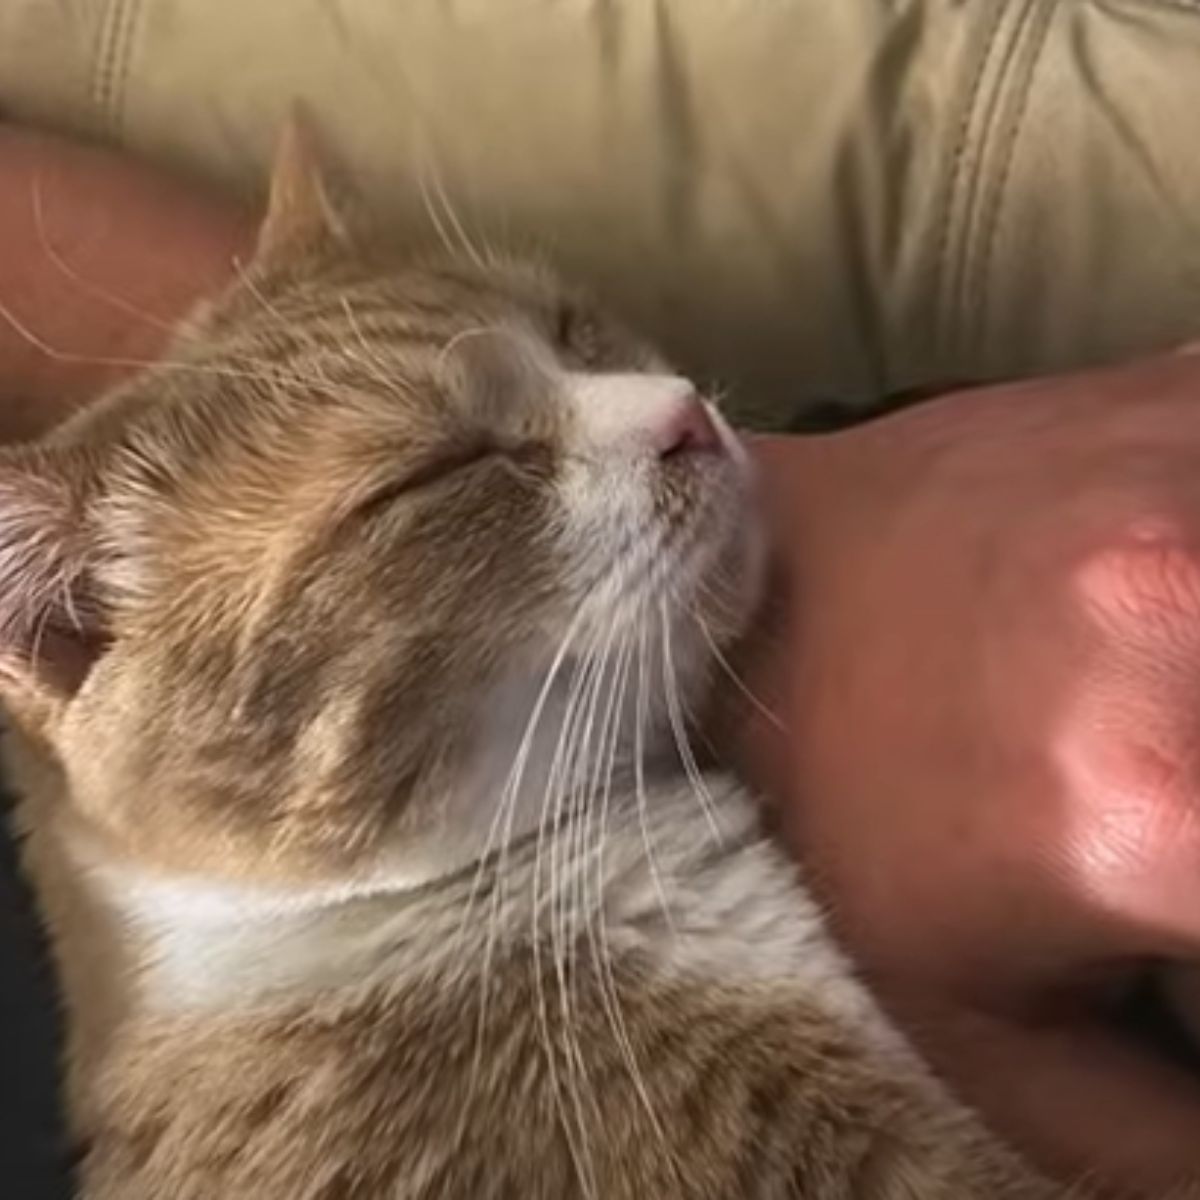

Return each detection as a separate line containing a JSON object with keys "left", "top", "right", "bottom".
{"left": 946, "top": 0, "right": 1039, "bottom": 361}
{"left": 929, "top": 0, "right": 1010, "bottom": 361}
{"left": 1133, "top": 0, "right": 1200, "bottom": 11}
{"left": 970, "top": 0, "right": 1058, "bottom": 354}
{"left": 91, "top": 0, "right": 143, "bottom": 138}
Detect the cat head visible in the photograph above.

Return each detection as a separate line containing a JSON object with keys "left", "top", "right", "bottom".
{"left": 0, "top": 121, "right": 762, "bottom": 885}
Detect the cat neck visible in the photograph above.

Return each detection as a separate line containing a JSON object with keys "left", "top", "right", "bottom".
{"left": 55, "top": 778, "right": 830, "bottom": 1020}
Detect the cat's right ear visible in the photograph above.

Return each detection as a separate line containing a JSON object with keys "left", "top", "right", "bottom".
{"left": 0, "top": 446, "right": 104, "bottom": 715}
{"left": 254, "top": 107, "right": 350, "bottom": 267}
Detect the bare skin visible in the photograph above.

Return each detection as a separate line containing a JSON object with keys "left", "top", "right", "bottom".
{"left": 2, "top": 125, "right": 1199, "bottom": 1197}
{"left": 0, "top": 125, "right": 252, "bottom": 434}
{"left": 742, "top": 371, "right": 1200, "bottom": 1195}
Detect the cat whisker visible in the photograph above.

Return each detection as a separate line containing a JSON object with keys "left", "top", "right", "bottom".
{"left": 460, "top": 604, "right": 589, "bottom": 1098}
{"left": 57, "top": 565, "right": 86, "bottom": 638}
{"left": 30, "top": 174, "right": 183, "bottom": 335}
{"left": 634, "top": 618, "right": 677, "bottom": 935}
{"left": 565, "top": 621, "right": 617, "bottom": 947}
{"left": 579, "top": 631, "right": 627, "bottom": 986}
{"left": 693, "top": 610, "right": 785, "bottom": 733}
{"left": 27, "top": 583, "right": 58, "bottom": 682}
{"left": 434, "top": 324, "right": 514, "bottom": 383}
{"left": 415, "top": 165, "right": 459, "bottom": 265}
{"left": 693, "top": 569, "right": 744, "bottom": 628}
{"left": 659, "top": 598, "right": 726, "bottom": 847}
{"left": 217, "top": 268, "right": 345, "bottom": 398}
{"left": 338, "top": 296, "right": 410, "bottom": 398}
{"left": 231, "top": 257, "right": 291, "bottom": 328}
{"left": 571, "top": 619, "right": 627, "bottom": 1015}
{"left": 585, "top": 618, "right": 682, "bottom": 1185}
{"left": 551, "top": 624, "right": 618, "bottom": 1181}
{"left": 531, "top": 626, "right": 608, "bottom": 1200}
{"left": 517, "top": 623, "right": 601, "bottom": 1168}
{"left": 559, "top": 646, "right": 597, "bottom": 1038}
{"left": 0, "top": 297, "right": 341, "bottom": 398}
{"left": 707, "top": 382, "right": 731, "bottom": 412}
{"left": 526, "top": 651, "right": 583, "bottom": 1183}
{"left": 416, "top": 149, "right": 489, "bottom": 274}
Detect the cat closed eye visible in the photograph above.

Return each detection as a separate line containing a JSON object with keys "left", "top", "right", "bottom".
{"left": 353, "top": 443, "right": 499, "bottom": 517}
{"left": 554, "top": 304, "right": 601, "bottom": 365}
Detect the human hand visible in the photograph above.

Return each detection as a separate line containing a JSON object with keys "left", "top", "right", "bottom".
{"left": 0, "top": 124, "right": 251, "bottom": 439}
{"left": 739, "top": 353, "right": 1200, "bottom": 1196}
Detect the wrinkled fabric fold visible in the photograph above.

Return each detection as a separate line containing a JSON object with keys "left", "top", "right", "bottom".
{"left": 0, "top": 0, "right": 1198, "bottom": 428}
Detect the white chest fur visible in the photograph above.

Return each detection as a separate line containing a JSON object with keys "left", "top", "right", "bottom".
{"left": 70, "top": 779, "right": 897, "bottom": 1072}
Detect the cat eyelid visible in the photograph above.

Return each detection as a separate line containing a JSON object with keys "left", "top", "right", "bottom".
{"left": 554, "top": 302, "right": 579, "bottom": 347}
{"left": 554, "top": 303, "right": 598, "bottom": 360}
{"left": 352, "top": 442, "right": 497, "bottom": 518}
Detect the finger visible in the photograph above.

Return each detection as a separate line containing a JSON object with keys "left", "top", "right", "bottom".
{"left": 923, "top": 1007, "right": 1200, "bottom": 1197}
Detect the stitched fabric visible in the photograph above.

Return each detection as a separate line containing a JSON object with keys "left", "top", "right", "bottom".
{"left": 1, "top": 1, "right": 1198, "bottom": 428}
{"left": 0, "top": 0, "right": 987, "bottom": 427}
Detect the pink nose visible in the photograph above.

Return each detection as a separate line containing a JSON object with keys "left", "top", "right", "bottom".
{"left": 655, "top": 394, "right": 723, "bottom": 459}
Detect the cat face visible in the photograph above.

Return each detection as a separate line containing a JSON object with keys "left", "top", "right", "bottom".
{"left": 0, "top": 139, "right": 761, "bottom": 885}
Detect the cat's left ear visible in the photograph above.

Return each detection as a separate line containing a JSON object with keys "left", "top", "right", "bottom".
{"left": 0, "top": 445, "right": 105, "bottom": 715}
{"left": 255, "top": 106, "right": 350, "bottom": 266}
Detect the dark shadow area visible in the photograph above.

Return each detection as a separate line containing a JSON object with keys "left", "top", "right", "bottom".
{"left": 0, "top": 796, "right": 73, "bottom": 1200}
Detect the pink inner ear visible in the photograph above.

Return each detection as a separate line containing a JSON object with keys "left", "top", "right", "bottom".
{"left": 4, "top": 626, "right": 100, "bottom": 696}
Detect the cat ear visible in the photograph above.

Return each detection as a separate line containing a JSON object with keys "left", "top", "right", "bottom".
{"left": 0, "top": 447, "right": 103, "bottom": 708}
{"left": 255, "top": 106, "right": 349, "bottom": 265}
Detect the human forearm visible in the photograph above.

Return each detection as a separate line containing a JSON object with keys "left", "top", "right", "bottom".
{"left": 0, "top": 125, "right": 253, "bottom": 438}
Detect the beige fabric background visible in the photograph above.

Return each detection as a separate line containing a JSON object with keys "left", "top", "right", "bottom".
{"left": 1, "top": 0, "right": 1199, "bottom": 429}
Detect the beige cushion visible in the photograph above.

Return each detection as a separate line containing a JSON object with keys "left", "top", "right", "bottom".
{"left": 2, "top": 0, "right": 1199, "bottom": 428}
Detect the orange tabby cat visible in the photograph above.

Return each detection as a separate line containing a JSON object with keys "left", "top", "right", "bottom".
{"left": 0, "top": 125, "right": 1072, "bottom": 1199}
